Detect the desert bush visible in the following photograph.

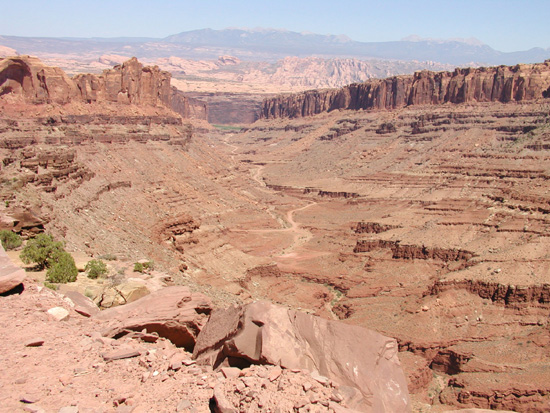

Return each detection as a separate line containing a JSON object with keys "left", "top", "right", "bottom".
{"left": 46, "top": 251, "right": 78, "bottom": 283}
{"left": 0, "top": 229, "right": 22, "bottom": 250}
{"left": 85, "top": 259, "right": 107, "bottom": 279}
{"left": 133, "top": 261, "right": 154, "bottom": 273}
{"left": 44, "top": 281, "right": 59, "bottom": 291}
{"left": 20, "top": 233, "right": 64, "bottom": 270}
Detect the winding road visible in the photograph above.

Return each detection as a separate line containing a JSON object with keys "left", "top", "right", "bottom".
{"left": 222, "top": 138, "right": 316, "bottom": 255}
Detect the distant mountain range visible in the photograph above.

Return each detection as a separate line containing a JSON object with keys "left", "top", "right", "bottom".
{"left": 1, "top": 28, "right": 549, "bottom": 66}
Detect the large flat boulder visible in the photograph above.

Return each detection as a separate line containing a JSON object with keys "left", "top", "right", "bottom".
{"left": 93, "top": 286, "right": 212, "bottom": 351}
{"left": 0, "top": 244, "right": 26, "bottom": 294}
{"left": 63, "top": 291, "right": 100, "bottom": 317}
{"left": 193, "top": 301, "right": 410, "bottom": 412}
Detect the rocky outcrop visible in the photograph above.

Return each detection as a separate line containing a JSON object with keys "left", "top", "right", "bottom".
{"left": 0, "top": 55, "right": 78, "bottom": 104}
{"left": 153, "top": 214, "right": 200, "bottom": 254}
{"left": 260, "top": 62, "right": 550, "bottom": 119}
{"left": 354, "top": 222, "right": 399, "bottom": 234}
{"left": 440, "top": 375, "right": 550, "bottom": 412}
{"left": 0, "top": 55, "right": 207, "bottom": 119}
{"left": 428, "top": 279, "right": 550, "bottom": 307}
{"left": 93, "top": 286, "right": 212, "bottom": 351}
{"left": 0, "top": 210, "right": 45, "bottom": 236}
{"left": 73, "top": 57, "right": 171, "bottom": 106}
{"left": 0, "top": 244, "right": 26, "bottom": 294}
{"left": 171, "top": 87, "right": 208, "bottom": 120}
{"left": 353, "top": 240, "right": 475, "bottom": 262}
{"left": 193, "top": 301, "right": 411, "bottom": 412}
{"left": 13, "top": 147, "right": 94, "bottom": 193}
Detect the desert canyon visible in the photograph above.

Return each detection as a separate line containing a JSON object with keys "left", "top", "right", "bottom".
{"left": 0, "top": 39, "right": 550, "bottom": 413}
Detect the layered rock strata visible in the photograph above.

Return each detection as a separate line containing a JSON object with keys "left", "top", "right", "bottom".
{"left": 260, "top": 62, "right": 550, "bottom": 119}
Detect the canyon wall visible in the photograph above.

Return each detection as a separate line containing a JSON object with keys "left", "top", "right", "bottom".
{"left": 0, "top": 55, "right": 78, "bottom": 104}
{"left": 73, "top": 57, "right": 172, "bottom": 106}
{"left": 171, "top": 87, "right": 208, "bottom": 120}
{"left": 260, "top": 61, "right": 550, "bottom": 119}
{"left": 0, "top": 55, "right": 207, "bottom": 120}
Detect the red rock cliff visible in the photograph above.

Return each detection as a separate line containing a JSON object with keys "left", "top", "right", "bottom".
{"left": 260, "top": 62, "right": 550, "bottom": 119}
{"left": 73, "top": 57, "right": 172, "bottom": 106}
{"left": 171, "top": 87, "right": 208, "bottom": 120}
{"left": 0, "top": 56, "right": 78, "bottom": 104}
{"left": 0, "top": 55, "right": 208, "bottom": 120}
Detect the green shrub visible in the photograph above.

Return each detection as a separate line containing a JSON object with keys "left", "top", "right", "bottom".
{"left": 20, "top": 233, "right": 65, "bottom": 270}
{"left": 0, "top": 229, "right": 22, "bottom": 250}
{"left": 85, "top": 259, "right": 107, "bottom": 279}
{"left": 133, "top": 261, "right": 154, "bottom": 273}
{"left": 44, "top": 281, "right": 59, "bottom": 291}
{"left": 46, "top": 251, "right": 78, "bottom": 283}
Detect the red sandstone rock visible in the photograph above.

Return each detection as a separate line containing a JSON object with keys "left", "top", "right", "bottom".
{"left": 0, "top": 55, "right": 78, "bottom": 104}
{"left": 0, "top": 55, "right": 207, "bottom": 120}
{"left": 102, "top": 347, "right": 141, "bottom": 362}
{"left": 193, "top": 301, "right": 410, "bottom": 412}
{"left": 171, "top": 87, "right": 208, "bottom": 120}
{"left": 261, "top": 62, "right": 550, "bottom": 119}
{"left": 24, "top": 337, "right": 45, "bottom": 347}
{"left": 63, "top": 291, "right": 99, "bottom": 317}
{"left": 73, "top": 57, "right": 172, "bottom": 107}
{"left": 93, "top": 286, "right": 212, "bottom": 351}
{"left": 0, "top": 245, "right": 26, "bottom": 294}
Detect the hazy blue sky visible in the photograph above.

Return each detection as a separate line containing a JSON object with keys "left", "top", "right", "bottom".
{"left": 2, "top": 0, "right": 548, "bottom": 52}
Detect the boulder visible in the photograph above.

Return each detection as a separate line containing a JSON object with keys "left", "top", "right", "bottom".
{"left": 47, "top": 307, "right": 70, "bottom": 321}
{"left": 63, "top": 291, "right": 99, "bottom": 317}
{"left": 93, "top": 286, "right": 212, "bottom": 351}
{"left": 91, "top": 280, "right": 151, "bottom": 309}
{"left": 0, "top": 244, "right": 26, "bottom": 294}
{"left": 193, "top": 301, "right": 410, "bottom": 412}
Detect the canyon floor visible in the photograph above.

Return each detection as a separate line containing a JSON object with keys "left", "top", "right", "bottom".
{"left": 1, "top": 96, "right": 550, "bottom": 412}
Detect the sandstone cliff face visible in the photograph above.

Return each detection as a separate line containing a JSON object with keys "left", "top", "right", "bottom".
{"left": 73, "top": 57, "right": 172, "bottom": 106}
{"left": 0, "top": 56, "right": 78, "bottom": 104}
{"left": 170, "top": 87, "right": 208, "bottom": 120}
{"left": 0, "top": 55, "right": 207, "bottom": 120}
{"left": 260, "top": 62, "right": 550, "bottom": 119}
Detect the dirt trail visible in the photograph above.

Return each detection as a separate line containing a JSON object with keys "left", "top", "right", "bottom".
{"left": 251, "top": 165, "right": 266, "bottom": 187}
{"left": 225, "top": 154, "right": 317, "bottom": 256}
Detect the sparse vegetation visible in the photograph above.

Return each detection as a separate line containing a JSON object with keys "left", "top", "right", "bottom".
{"left": 46, "top": 251, "right": 78, "bottom": 283}
{"left": 133, "top": 260, "right": 154, "bottom": 273}
{"left": 19, "top": 233, "right": 78, "bottom": 284}
{"left": 213, "top": 124, "right": 243, "bottom": 131}
{"left": 85, "top": 259, "right": 107, "bottom": 279}
{"left": 98, "top": 253, "right": 117, "bottom": 261}
{"left": 0, "top": 229, "right": 22, "bottom": 250}
{"left": 20, "top": 233, "right": 65, "bottom": 270}
{"left": 44, "top": 281, "right": 59, "bottom": 291}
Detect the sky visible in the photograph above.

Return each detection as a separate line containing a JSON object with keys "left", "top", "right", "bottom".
{"left": 2, "top": 0, "right": 549, "bottom": 52}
